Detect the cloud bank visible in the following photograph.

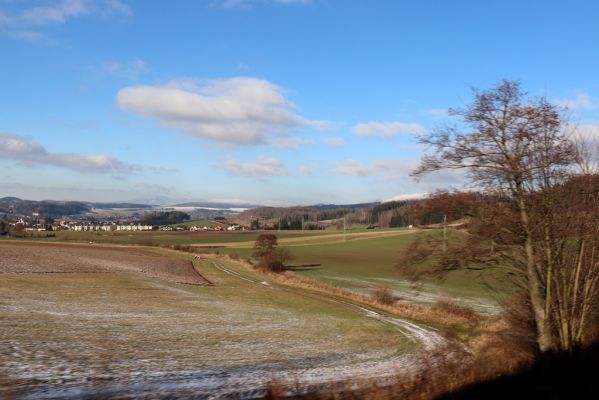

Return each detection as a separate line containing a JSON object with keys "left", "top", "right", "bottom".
{"left": 335, "top": 158, "right": 467, "bottom": 190}
{"left": 216, "top": 156, "right": 288, "bottom": 176}
{"left": 117, "top": 77, "right": 315, "bottom": 147}
{"left": 0, "top": 133, "right": 139, "bottom": 174}
{"left": 559, "top": 92, "right": 599, "bottom": 110}
{"left": 335, "top": 159, "right": 411, "bottom": 177}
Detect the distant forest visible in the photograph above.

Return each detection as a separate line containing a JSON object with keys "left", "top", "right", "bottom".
{"left": 233, "top": 193, "right": 477, "bottom": 229}
{"left": 141, "top": 211, "right": 190, "bottom": 225}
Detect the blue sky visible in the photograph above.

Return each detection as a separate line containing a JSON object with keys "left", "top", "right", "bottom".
{"left": 1, "top": 0, "right": 598, "bottom": 205}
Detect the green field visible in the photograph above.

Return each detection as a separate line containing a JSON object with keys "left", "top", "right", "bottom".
{"left": 194, "top": 230, "right": 509, "bottom": 313}
{"left": 2, "top": 227, "right": 509, "bottom": 313}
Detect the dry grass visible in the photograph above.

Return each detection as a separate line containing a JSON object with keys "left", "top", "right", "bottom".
{"left": 432, "top": 298, "right": 481, "bottom": 321}
{"left": 371, "top": 286, "right": 394, "bottom": 305}
{"left": 261, "top": 326, "right": 534, "bottom": 399}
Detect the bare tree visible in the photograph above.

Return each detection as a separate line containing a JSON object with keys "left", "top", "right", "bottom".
{"left": 252, "top": 234, "right": 292, "bottom": 272}
{"left": 410, "top": 80, "right": 590, "bottom": 353}
{"left": 252, "top": 233, "right": 278, "bottom": 260}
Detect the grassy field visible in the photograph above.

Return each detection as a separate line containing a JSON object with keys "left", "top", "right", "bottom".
{"left": 2, "top": 227, "right": 509, "bottom": 311}
{"left": 0, "top": 243, "right": 412, "bottom": 396}
{"left": 195, "top": 230, "right": 509, "bottom": 313}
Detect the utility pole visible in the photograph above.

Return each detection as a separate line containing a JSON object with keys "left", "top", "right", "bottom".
{"left": 443, "top": 214, "right": 447, "bottom": 252}
{"left": 343, "top": 215, "right": 346, "bottom": 241}
{"left": 301, "top": 216, "right": 304, "bottom": 232}
{"left": 278, "top": 217, "right": 280, "bottom": 231}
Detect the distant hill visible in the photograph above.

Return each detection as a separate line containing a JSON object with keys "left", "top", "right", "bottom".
{"left": 0, "top": 197, "right": 152, "bottom": 217}
{"left": 92, "top": 202, "right": 153, "bottom": 209}
{"left": 233, "top": 202, "right": 382, "bottom": 228}
{"left": 125, "top": 196, "right": 189, "bottom": 206}
{"left": 172, "top": 201, "right": 259, "bottom": 209}
{"left": 306, "top": 202, "right": 380, "bottom": 211}
{"left": 0, "top": 197, "right": 90, "bottom": 217}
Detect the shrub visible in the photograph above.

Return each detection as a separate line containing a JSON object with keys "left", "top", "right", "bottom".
{"left": 433, "top": 298, "right": 479, "bottom": 321}
{"left": 257, "top": 247, "right": 292, "bottom": 273}
{"left": 372, "top": 286, "right": 394, "bottom": 305}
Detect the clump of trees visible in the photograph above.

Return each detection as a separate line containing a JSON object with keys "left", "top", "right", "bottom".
{"left": 0, "top": 220, "right": 8, "bottom": 235}
{"left": 252, "top": 234, "right": 292, "bottom": 272}
{"left": 141, "top": 211, "right": 190, "bottom": 225}
{"left": 402, "top": 80, "right": 599, "bottom": 354}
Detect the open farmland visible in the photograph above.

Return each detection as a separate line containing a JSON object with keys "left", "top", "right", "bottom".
{"left": 18, "top": 227, "right": 509, "bottom": 312}
{"left": 170, "top": 218, "right": 228, "bottom": 228}
{"left": 0, "top": 241, "right": 432, "bottom": 398}
{"left": 190, "top": 230, "right": 507, "bottom": 314}
{"left": 27, "top": 229, "right": 331, "bottom": 246}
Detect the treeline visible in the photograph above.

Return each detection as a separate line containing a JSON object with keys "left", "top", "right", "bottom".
{"left": 140, "top": 211, "right": 190, "bottom": 225}
{"left": 371, "top": 191, "right": 482, "bottom": 227}
{"left": 0, "top": 220, "right": 8, "bottom": 235}
{"left": 235, "top": 194, "right": 480, "bottom": 229}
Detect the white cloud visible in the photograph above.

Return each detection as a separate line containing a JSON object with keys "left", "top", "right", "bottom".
{"left": 335, "top": 158, "right": 467, "bottom": 189}
{"left": 219, "top": 0, "right": 312, "bottom": 8}
{"left": 216, "top": 156, "right": 288, "bottom": 177}
{"left": 0, "top": 0, "right": 130, "bottom": 39}
{"left": 3, "top": 0, "right": 130, "bottom": 24}
{"left": 270, "top": 136, "right": 313, "bottom": 149}
{"left": 104, "top": 58, "right": 149, "bottom": 81}
{"left": 324, "top": 136, "right": 345, "bottom": 146}
{"left": 0, "top": 181, "right": 179, "bottom": 203}
{"left": 571, "top": 123, "right": 599, "bottom": 143}
{"left": 221, "top": 0, "right": 250, "bottom": 9}
{"left": 559, "top": 92, "right": 599, "bottom": 110}
{"left": 101, "top": 0, "right": 131, "bottom": 15}
{"left": 18, "top": 0, "right": 90, "bottom": 25}
{"left": 352, "top": 121, "right": 425, "bottom": 138}
{"left": 421, "top": 108, "right": 447, "bottom": 117}
{"left": 117, "top": 77, "right": 315, "bottom": 147}
{"left": 0, "top": 133, "right": 139, "bottom": 174}
{"left": 335, "top": 159, "right": 408, "bottom": 177}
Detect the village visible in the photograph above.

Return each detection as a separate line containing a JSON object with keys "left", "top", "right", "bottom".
{"left": 0, "top": 213, "right": 245, "bottom": 236}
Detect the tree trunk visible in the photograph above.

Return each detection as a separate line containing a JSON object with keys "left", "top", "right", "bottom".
{"left": 516, "top": 191, "right": 553, "bottom": 353}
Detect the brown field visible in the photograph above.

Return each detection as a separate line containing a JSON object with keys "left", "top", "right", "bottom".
{"left": 0, "top": 241, "right": 211, "bottom": 285}
{"left": 0, "top": 242, "right": 418, "bottom": 398}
